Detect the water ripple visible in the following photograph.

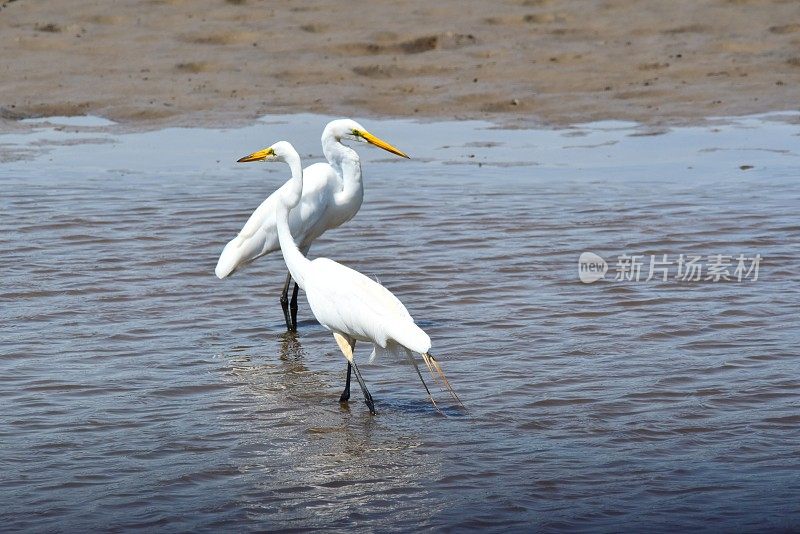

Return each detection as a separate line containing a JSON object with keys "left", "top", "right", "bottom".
{"left": 1, "top": 115, "right": 799, "bottom": 531}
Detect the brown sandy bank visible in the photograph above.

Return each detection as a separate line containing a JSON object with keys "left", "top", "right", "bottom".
{"left": 1, "top": 0, "right": 799, "bottom": 129}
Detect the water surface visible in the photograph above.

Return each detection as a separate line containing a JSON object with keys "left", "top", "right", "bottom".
{"left": 1, "top": 113, "right": 799, "bottom": 531}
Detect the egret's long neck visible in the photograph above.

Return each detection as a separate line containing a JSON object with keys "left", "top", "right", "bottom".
{"left": 337, "top": 153, "right": 363, "bottom": 206}
{"left": 323, "top": 137, "right": 363, "bottom": 209}
{"left": 322, "top": 131, "right": 348, "bottom": 177}
{"left": 323, "top": 132, "right": 361, "bottom": 189}
{"left": 276, "top": 152, "right": 311, "bottom": 290}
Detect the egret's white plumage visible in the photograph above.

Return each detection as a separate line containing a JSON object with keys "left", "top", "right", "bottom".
{"left": 214, "top": 119, "right": 408, "bottom": 281}
{"left": 238, "top": 140, "right": 462, "bottom": 413}
{"left": 304, "top": 257, "right": 432, "bottom": 358}
{"left": 214, "top": 162, "right": 338, "bottom": 279}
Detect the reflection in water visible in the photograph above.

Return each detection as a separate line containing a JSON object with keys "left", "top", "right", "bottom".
{"left": 277, "top": 331, "right": 305, "bottom": 364}
{"left": 222, "top": 332, "right": 443, "bottom": 528}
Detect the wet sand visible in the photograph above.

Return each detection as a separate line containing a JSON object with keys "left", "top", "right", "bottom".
{"left": 1, "top": 0, "right": 799, "bottom": 129}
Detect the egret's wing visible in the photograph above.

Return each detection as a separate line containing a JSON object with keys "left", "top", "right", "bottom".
{"left": 308, "top": 258, "right": 411, "bottom": 323}
{"left": 215, "top": 163, "right": 338, "bottom": 278}
{"left": 215, "top": 187, "right": 282, "bottom": 278}
{"left": 306, "top": 258, "right": 430, "bottom": 353}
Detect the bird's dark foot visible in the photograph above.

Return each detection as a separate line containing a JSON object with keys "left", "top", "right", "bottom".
{"left": 364, "top": 394, "right": 376, "bottom": 415}
{"left": 340, "top": 362, "right": 352, "bottom": 403}
{"left": 289, "top": 282, "right": 299, "bottom": 332}
{"left": 280, "top": 298, "right": 292, "bottom": 331}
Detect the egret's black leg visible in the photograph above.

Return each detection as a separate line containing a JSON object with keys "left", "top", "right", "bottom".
{"left": 339, "top": 362, "right": 352, "bottom": 402}
{"left": 332, "top": 334, "right": 373, "bottom": 414}
{"left": 280, "top": 272, "right": 293, "bottom": 331}
{"left": 339, "top": 339, "right": 355, "bottom": 402}
{"left": 289, "top": 282, "right": 300, "bottom": 331}
{"left": 349, "top": 359, "right": 376, "bottom": 414}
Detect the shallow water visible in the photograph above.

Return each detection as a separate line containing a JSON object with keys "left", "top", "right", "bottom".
{"left": 1, "top": 113, "right": 799, "bottom": 531}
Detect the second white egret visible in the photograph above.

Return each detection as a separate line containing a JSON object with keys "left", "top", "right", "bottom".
{"left": 215, "top": 119, "right": 409, "bottom": 331}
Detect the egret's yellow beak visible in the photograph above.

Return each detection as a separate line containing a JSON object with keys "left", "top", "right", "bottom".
{"left": 237, "top": 147, "right": 274, "bottom": 163}
{"left": 359, "top": 131, "right": 410, "bottom": 159}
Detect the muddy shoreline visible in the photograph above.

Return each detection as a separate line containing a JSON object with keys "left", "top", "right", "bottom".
{"left": 2, "top": 0, "right": 799, "bottom": 130}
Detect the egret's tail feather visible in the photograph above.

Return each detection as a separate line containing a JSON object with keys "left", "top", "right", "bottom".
{"left": 404, "top": 349, "right": 441, "bottom": 414}
{"left": 215, "top": 232, "right": 268, "bottom": 279}
{"left": 215, "top": 258, "right": 235, "bottom": 279}
{"left": 420, "top": 352, "right": 441, "bottom": 387}
{"left": 422, "top": 352, "right": 464, "bottom": 408}
{"left": 215, "top": 240, "right": 241, "bottom": 279}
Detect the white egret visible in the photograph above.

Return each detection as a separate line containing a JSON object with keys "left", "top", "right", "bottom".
{"left": 215, "top": 119, "right": 409, "bottom": 331}
{"left": 237, "top": 141, "right": 462, "bottom": 414}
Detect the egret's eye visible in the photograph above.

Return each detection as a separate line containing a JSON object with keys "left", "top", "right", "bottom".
{"left": 351, "top": 130, "right": 362, "bottom": 138}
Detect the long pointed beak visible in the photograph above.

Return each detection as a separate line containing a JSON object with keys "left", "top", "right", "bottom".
{"left": 361, "top": 131, "right": 410, "bottom": 158}
{"left": 237, "top": 147, "right": 274, "bottom": 162}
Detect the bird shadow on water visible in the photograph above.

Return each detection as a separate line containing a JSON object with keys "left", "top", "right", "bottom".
{"left": 225, "top": 330, "right": 466, "bottom": 420}
{"left": 276, "top": 330, "right": 306, "bottom": 364}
